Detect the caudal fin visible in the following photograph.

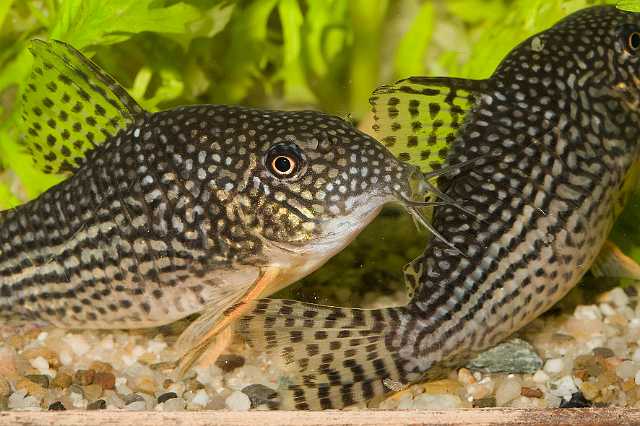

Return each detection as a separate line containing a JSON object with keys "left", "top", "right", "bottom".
{"left": 237, "top": 299, "right": 414, "bottom": 409}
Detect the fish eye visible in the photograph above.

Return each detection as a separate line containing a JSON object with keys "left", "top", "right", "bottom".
{"left": 621, "top": 27, "right": 640, "bottom": 53}
{"left": 265, "top": 144, "right": 304, "bottom": 179}
{"left": 628, "top": 32, "right": 640, "bottom": 52}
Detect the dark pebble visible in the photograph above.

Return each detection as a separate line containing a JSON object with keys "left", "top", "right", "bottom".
{"left": 124, "top": 393, "right": 145, "bottom": 405}
{"left": 241, "top": 384, "right": 279, "bottom": 409}
{"left": 25, "top": 374, "right": 50, "bottom": 388}
{"left": 592, "top": 347, "right": 615, "bottom": 359}
{"left": 559, "top": 392, "right": 591, "bottom": 408}
{"left": 215, "top": 354, "right": 245, "bottom": 373}
{"left": 48, "top": 401, "right": 66, "bottom": 411}
{"left": 157, "top": 392, "right": 178, "bottom": 404}
{"left": 473, "top": 396, "right": 496, "bottom": 408}
{"left": 624, "top": 286, "right": 638, "bottom": 297}
{"left": 87, "top": 399, "right": 107, "bottom": 410}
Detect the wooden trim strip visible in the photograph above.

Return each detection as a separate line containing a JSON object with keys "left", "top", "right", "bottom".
{"left": 0, "top": 408, "right": 637, "bottom": 426}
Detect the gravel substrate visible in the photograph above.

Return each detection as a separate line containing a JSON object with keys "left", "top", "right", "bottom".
{"left": 2, "top": 285, "right": 640, "bottom": 411}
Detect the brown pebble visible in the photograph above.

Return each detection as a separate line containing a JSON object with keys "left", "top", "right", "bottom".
{"left": 83, "top": 384, "right": 103, "bottom": 401}
{"left": 163, "top": 379, "right": 174, "bottom": 389}
{"left": 94, "top": 372, "right": 116, "bottom": 390}
{"left": 592, "top": 347, "right": 615, "bottom": 359}
{"left": 573, "top": 354, "right": 602, "bottom": 377}
{"left": 25, "top": 374, "right": 50, "bottom": 388}
{"left": 520, "top": 386, "right": 543, "bottom": 398}
{"left": 581, "top": 381, "right": 602, "bottom": 402}
{"left": 622, "top": 378, "right": 636, "bottom": 392}
{"left": 0, "top": 376, "right": 11, "bottom": 397}
{"left": 0, "top": 347, "right": 18, "bottom": 376}
{"left": 131, "top": 376, "right": 156, "bottom": 395}
{"left": 74, "top": 369, "right": 95, "bottom": 386}
{"left": 52, "top": 372, "right": 73, "bottom": 389}
{"left": 15, "top": 377, "right": 47, "bottom": 398}
{"left": 6, "top": 335, "right": 26, "bottom": 351}
{"left": 89, "top": 361, "right": 113, "bottom": 374}
{"left": 215, "top": 354, "right": 245, "bottom": 373}
{"left": 185, "top": 378, "right": 205, "bottom": 392}
{"left": 573, "top": 369, "right": 589, "bottom": 381}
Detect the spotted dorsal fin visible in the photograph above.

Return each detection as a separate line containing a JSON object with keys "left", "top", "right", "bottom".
{"left": 369, "top": 77, "right": 491, "bottom": 173}
{"left": 20, "top": 39, "right": 145, "bottom": 175}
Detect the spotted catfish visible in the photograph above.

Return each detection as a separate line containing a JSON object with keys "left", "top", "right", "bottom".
{"left": 1, "top": 40, "right": 430, "bottom": 371}
{"left": 237, "top": 6, "right": 640, "bottom": 409}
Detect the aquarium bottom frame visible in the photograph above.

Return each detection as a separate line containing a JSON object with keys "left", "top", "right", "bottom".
{"left": 0, "top": 407, "right": 636, "bottom": 426}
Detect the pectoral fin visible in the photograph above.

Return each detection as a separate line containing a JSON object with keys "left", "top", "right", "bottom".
{"left": 591, "top": 240, "right": 640, "bottom": 280}
{"left": 175, "top": 267, "right": 282, "bottom": 377}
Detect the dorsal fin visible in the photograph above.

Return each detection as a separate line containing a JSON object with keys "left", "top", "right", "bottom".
{"left": 369, "top": 77, "right": 491, "bottom": 173}
{"left": 20, "top": 39, "right": 145, "bottom": 175}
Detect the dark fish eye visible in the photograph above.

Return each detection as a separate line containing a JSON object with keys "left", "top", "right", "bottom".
{"left": 265, "top": 144, "right": 303, "bottom": 179}
{"left": 629, "top": 32, "right": 640, "bottom": 51}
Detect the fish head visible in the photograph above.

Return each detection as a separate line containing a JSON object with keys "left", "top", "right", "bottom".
{"left": 233, "top": 108, "right": 418, "bottom": 247}
{"left": 494, "top": 6, "right": 640, "bottom": 103}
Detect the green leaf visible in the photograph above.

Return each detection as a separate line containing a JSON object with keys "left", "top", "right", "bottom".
{"left": 49, "top": 0, "right": 201, "bottom": 48}
{"left": 0, "top": 0, "right": 15, "bottom": 30}
{"left": 617, "top": 0, "right": 640, "bottom": 12}
{"left": 277, "top": 0, "right": 315, "bottom": 105}
{"left": 393, "top": 2, "right": 434, "bottom": 78}
{"left": 212, "top": 0, "right": 280, "bottom": 103}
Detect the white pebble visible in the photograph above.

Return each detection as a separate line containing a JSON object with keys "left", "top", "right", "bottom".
{"left": 225, "top": 391, "right": 251, "bottom": 411}
{"left": 36, "top": 332, "right": 48, "bottom": 342}
{"left": 147, "top": 340, "right": 167, "bottom": 354}
{"left": 533, "top": 370, "right": 550, "bottom": 383}
{"left": 616, "top": 361, "right": 638, "bottom": 380}
{"left": 70, "top": 391, "right": 87, "bottom": 409}
{"left": 64, "top": 334, "right": 90, "bottom": 356}
{"left": 396, "top": 393, "right": 415, "bottom": 409}
{"left": 543, "top": 358, "right": 564, "bottom": 375}
{"left": 608, "top": 288, "right": 629, "bottom": 308}
{"left": 548, "top": 375, "right": 578, "bottom": 401}
{"left": 191, "top": 389, "right": 210, "bottom": 407}
{"left": 495, "top": 377, "right": 521, "bottom": 406}
{"left": 574, "top": 305, "right": 602, "bottom": 321}
{"left": 162, "top": 397, "right": 186, "bottom": 411}
{"left": 126, "top": 400, "right": 147, "bottom": 411}
{"left": 599, "top": 303, "right": 616, "bottom": 317}
{"left": 412, "top": 394, "right": 463, "bottom": 410}
{"left": 632, "top": 348, "right": 640, "bottom": 363}
{"left": 29, "top": 356, "right": 49, "bottom": 372}
{"left": 8, "top": 391, "right": 40, "bottom": 409}
{"left": 634, "top": 369, "right": 640, "bottom": 385}
{"left": 58, "top": 350, "right": 73, "bottom": 366}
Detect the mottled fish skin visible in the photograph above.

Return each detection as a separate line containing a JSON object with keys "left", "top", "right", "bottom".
{"left": 237, "top": 5, "right": 640, "bottom": 409}
{"left": 0, "top": 43, "right": 419, "bottom": 329}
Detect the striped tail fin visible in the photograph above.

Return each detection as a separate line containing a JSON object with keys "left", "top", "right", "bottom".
{"left": 236, "top": 299, "right": 416, "bottom": 410}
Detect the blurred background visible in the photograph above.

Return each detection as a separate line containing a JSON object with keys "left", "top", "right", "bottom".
{"left": 2, "top": 0, "right": 638, "bottom": 305}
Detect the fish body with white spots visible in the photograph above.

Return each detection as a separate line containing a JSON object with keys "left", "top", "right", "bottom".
{"left": 0, "top": 41, "right": 423, "bottom": 365}
{"left": 238, "top": 6, "right": 640, "bottom": 409}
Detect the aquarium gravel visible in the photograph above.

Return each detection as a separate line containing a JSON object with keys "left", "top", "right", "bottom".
{"left": 1, "top": 284, "right": 640, "bottom": 411}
